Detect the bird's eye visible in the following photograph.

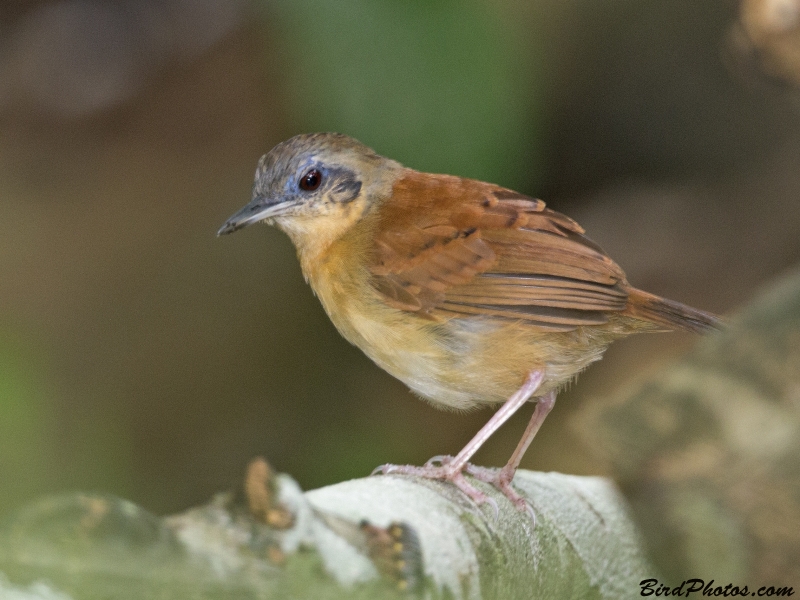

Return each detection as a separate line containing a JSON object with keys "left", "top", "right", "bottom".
{"left": 299, "top": 169, "right": 322, "bottom": 191}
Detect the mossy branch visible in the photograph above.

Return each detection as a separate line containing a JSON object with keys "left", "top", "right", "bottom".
{"left": 0, "top": 466, "right": 655, "bottom": 599}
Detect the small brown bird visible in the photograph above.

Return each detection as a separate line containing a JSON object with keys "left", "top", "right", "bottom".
{"left": 219, "top": 133, "right": 721, "bottom": 512}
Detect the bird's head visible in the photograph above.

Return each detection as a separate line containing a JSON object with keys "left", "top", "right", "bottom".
{"left": 218, "top": 133, "right": 402, "bottom": 251}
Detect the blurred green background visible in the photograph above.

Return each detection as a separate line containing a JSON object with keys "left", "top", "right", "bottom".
{"left": 1, "top": 0, "right": 799, "bottom": 518}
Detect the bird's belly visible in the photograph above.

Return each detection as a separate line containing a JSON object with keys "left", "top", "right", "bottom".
{"left": 335, "top": 303, "right": 611, "bottom": 411}
{"left": 348, "top": 314, "right": 495, "bottom": 410}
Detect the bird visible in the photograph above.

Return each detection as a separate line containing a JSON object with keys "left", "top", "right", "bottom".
{"left": 218, "top": 132, "right": 722, "bottom": 513}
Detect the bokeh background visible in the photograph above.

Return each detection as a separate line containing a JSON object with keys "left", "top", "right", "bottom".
{"left": 1, "top": 0, "right": 799, "bottom": 519}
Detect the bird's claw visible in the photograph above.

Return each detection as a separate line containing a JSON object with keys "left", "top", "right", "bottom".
{"left": 371, "top": 463, "right": 402, "bottom": 476}
{"left": 370, "top": 461, "right": 499, "bottom": 514}
{"left": 465, "top": 464, "right": 535, "bottom": 521}
{"left": 424, "top": 454, "right": 452, "bottom": 467}
{"left": 372, "top": 460, "right": 533, "bottom": 521}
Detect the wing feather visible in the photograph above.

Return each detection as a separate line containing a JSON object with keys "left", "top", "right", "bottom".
{"left": 369, "top": 171, "right": 630, "bottom": 330}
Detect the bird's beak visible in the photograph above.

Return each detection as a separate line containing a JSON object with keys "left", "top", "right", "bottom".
{"left": 217, "top": 195, "right": 295, "bottom": 236}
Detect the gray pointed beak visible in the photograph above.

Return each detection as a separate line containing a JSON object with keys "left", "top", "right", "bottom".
{"left": 217, "top": 196, "right": 294, "bottom": 236}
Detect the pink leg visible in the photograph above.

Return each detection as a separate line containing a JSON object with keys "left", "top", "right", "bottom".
{"left": 446, "top": 370, "right": 545, "bottom": 472}
{"left": 467, "top": 390, "right": 557, "bottom": 512}
{"left": 372, "top": 371, "right": 544, "bottom": 509}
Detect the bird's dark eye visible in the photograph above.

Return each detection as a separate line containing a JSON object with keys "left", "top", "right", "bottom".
{"left": 299, "top": 169, "right": 322, "bottom": 191}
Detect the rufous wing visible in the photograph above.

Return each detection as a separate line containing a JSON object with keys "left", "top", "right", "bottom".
{"left": 369, "top": 171, "right": 631, "bottom": 332}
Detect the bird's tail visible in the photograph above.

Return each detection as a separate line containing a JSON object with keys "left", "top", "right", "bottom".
{"left": 623, "top": 288, "right": 723, "bottom": 334}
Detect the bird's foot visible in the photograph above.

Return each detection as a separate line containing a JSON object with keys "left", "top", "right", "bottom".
{"left": 371, "top": 459, "right": 498, "bottom": 516}
{"left": 465, "top": 464, "right": 535, "bottom": 521}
